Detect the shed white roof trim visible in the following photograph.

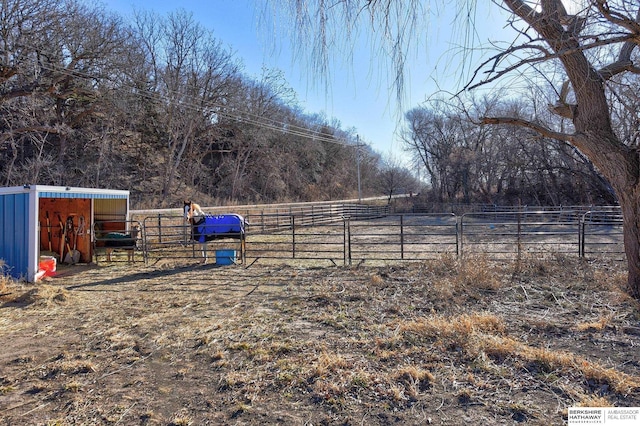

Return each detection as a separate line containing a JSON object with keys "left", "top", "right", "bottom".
{"left": 0, "top": 185, "right": 129, "bottom": 198}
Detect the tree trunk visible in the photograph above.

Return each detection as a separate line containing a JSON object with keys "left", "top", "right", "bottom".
{"left": 575, "top": 131, "right": 640, "bottom": 297}
{"left": 560, "top": 126, "right": 640, "bottom": 300}
{"left": 498, "top": 0, "right": 640, "bottom": 299}
{"left": 614, "top": 185, "right": 640, "bottom": 298}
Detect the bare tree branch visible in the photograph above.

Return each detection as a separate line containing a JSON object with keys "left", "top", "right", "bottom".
{"left": 481, "top": 116, "right": 573, "bottom": 142}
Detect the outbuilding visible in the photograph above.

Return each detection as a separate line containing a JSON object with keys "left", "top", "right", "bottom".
{"left": 0, "top": 185, "right": 130, "bottom": 282}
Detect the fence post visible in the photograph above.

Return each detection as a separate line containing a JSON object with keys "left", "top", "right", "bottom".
{"left": 579, "top": 214, "right": 585, "bottom": 258}
{"left": 459, "top": 214, "right": 465, "bottom": 259}
{"left": 347, "top": 217, "right": 352, "bottom": 266}
{"left": 292, "top": 215, "right": 296, "bottom": 259}
{"left": 343, "top": 217, "right": 348, "bottom": 266}
{"left": 517, "top": 209, "right": 522, "bottom": 260}
{"left": 456, "top": 215, "right": 460, "bottom": 258}
{"left": 142, "top": 217, "right": 148, "bottom": 264}
{"left": 400, "top": 215, "right": 405, "bottom": 260}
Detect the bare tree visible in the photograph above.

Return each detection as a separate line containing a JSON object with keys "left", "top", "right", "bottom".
{"left": 134, "top": 9, "right": 240, "bottom": 204}
{"left": 260, "top": 0, "right": 640, "bottom": 298}
{"left": 0, "top": 0, "right": 131, "bottom": 185}
{"left": 403, "top": 93, "right": 615, "bottom": 205}
{"left": 473, "top": 1, "right": 640, "bottom": 296}
{"left": 378, "top": 154, "right": 417, "bottom": 202}
{"left": 403, "top": 106, "right": 471, "bottom": 202}
{"left": 402, "top": 96, "right": 502, "bottom": 203}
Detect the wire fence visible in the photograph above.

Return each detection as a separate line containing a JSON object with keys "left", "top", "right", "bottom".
{"left": 101, "top": 205, "right": 625, "bottom": 266}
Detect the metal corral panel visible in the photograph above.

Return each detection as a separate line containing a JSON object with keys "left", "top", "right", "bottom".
{"left": 0, "top": 192, "right": 30, "bottom": 280}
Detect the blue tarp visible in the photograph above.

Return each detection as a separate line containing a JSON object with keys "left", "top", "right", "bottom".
{"left": 193, "top": 214, "right": 245, "bottom": 243}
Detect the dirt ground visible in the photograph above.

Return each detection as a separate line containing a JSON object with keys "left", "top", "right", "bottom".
{"left": 1, "top": 256, "right": 640, "bottom": 425}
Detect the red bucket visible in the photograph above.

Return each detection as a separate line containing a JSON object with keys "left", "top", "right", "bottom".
{"left": 39, "top": 256, "right": 57, "bottom": 277}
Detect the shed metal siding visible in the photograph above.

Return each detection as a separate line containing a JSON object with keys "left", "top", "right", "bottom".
{"left": 0, "top": 192, "right": 30, "bottom": 279}
{"left": 94, "top": 198, "right": 128, "bottom": 220}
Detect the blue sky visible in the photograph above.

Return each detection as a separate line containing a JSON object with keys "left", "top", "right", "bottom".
{"left": 102, "top": 0, "right": 509, "bottom": 163}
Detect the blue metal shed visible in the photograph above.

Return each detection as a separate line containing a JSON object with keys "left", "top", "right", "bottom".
{"left": 0, "top": 185, "right": 129, "bottom": 282}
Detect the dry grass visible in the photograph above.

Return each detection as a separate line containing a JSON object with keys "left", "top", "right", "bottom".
{"left": 20, "top": 285, "right": 68, "bottom": 305}
{"left": 456, "top": 256, "right": 504, "bottom": 290}
{"left": 0, "top": 256, "right": 639, "bottom": 425}
{"left": 575, "top": 314, "right": 614, "bottom": 332}
{"left": 0, "top": 259, "right": 9, "bottom": 296}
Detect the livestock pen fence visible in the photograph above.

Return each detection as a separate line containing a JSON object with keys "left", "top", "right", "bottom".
{"left": 459, "top": 207, "right": 623, "bottom": 260}
{"left": 101, "top": 204, "right": 626, "bottom": 265}
{"left": 239, "top": 206, "right": 623, "bottom": 265}
{"left": 124, "top": 203, "right": 391, "bottom": 264}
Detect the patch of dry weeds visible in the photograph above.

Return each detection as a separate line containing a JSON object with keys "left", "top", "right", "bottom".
{"left": 0, "top": 257, "right": 639, "bottom": 425}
